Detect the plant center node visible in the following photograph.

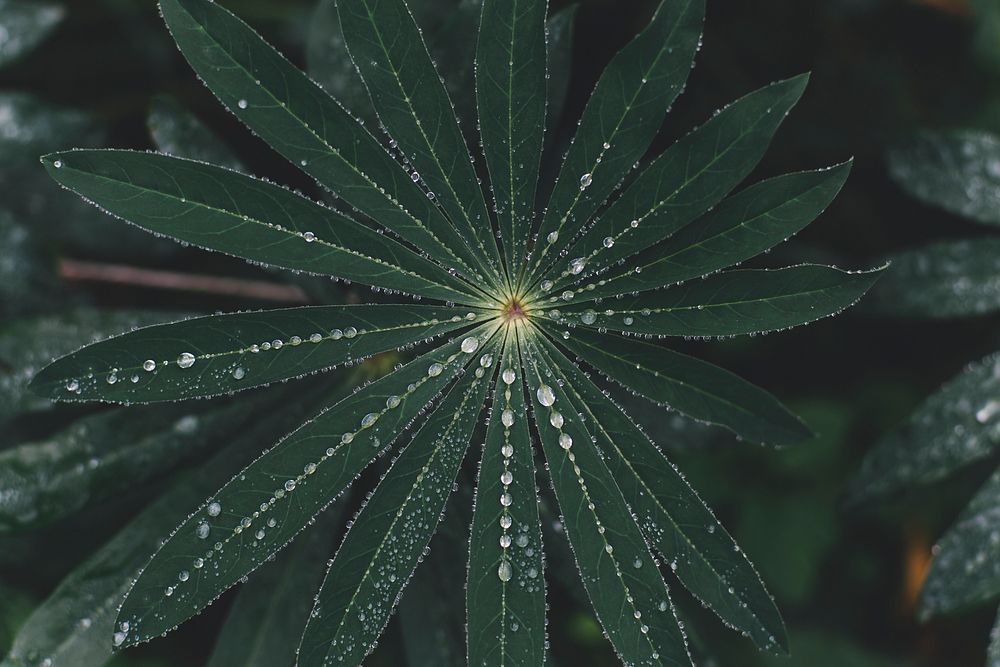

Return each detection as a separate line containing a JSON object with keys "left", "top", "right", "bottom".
{"left": 502, "top": 297, "right": 529, "bottom": 322}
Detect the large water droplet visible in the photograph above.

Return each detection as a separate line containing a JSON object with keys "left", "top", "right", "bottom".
{"left": 428, "top": 363, "right": 444, "bottom": 377}
{"left": 177, "top": 352, "right": 196, "bottom": 369}
{"left": 568, "top": 258, "right": 586, "bottom": 275}
{"left": 502, "top": 369, "right": 516, "bottom": 384}
{"left": 501, "top": 409, "right": 515, "bottom": 427}
{"left": 143, "top": 359, "right": 156, "bottom": 372}
{"left": 461, "top": 336, "right": 480, "bottom": 354}
{"left": 536, "top": 385, "right": 556, "bottom": 406}
{"left": 579, "top": 173, "right": 593, "bottom": 189}
{"left": 498, "top": 560, "right": 512, "bottom": 582}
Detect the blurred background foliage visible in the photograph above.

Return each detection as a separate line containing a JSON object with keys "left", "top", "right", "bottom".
{"left": 1, "top": 0, "right": 999, "bottom": 665}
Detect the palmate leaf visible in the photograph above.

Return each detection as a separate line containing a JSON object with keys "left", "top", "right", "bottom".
{"left": 27, "top": 0, "right": 875, "bottom": 663}
{"left": 30, "top": 305, "right": 485, "bottom": 403}
{"left": 848, "top": 351, "right": 1000, "bottom": 503}
{"left": 864, "top": 238, "right": 1000, "bottom": 319}
{"left": 532, "top": 333, "right": 786, "bottom": 653}
{"left": 888, "top": 129, "right": 1000, "bottom": 227}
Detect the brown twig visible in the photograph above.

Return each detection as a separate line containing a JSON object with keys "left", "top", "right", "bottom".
{"left": 58, "top": 258, "right": 310, "bottom": 303}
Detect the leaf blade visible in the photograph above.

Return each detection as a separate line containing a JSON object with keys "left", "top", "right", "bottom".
{"left": 467, "top": 334, "right": 545, "bottom": 667}
{"left": 556, "top": 265, "right": 881, "bottom": 338}
{"left": 476, "top": 0, "right": 547, "bottom": 275}
{"left": 43, "top": 150, "right": 477, "bottom": 304}
{"left": 31, "top": 305, "right": 488, "bottom": 404}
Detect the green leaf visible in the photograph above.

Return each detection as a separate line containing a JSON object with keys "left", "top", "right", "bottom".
{"left": 147, "top": 95, "right": 244, "bottom": 171}
{"left": 42, "top": 150, "right": 477, "bottom": 304}
{"left": 0, "top": 401, "right": 255, "bottom": 533}
{"left": 306, "top": 0, "right": 376, "bottom": 124}
{"left": 555, "top": 265, "right": 881, "bottom": 338}
{"left": 159, "top": 0, "right": 494, "bottom": 290}
{"left": 558, "top": 163, "right": 853, "bottom": 304}
{"left": 476, "top": 0, "right": 547, "bottom": 274}
{"left": 296, "top": 335, "right": 497, "bottom": 667}
{"left": 114, "top": 326, "right": 498, "bottom": 647}
{"left": 888, "top": 129, "right": 1000, "bottom": 226}
{"left": 865, "top": 238, "right": 1000, "bottom": 318}
{"left": 544, "top": 5, "right": 577, "bottom": 135}
{"left": 920, "top": 467, "right": 1000, "bottom": 617}
{"left": 847, "top": 351, "right": 1000, "bottom": 503}
{"left": 0, "top": 382, "right": 323, "bottom": 667}
{"left": 0, "top": 93, "right": 97, "bottom": 167}
{"left": 541, "top": 75, "right": 808, "bottom": 291}
{"left": 520, "top": 333, "right": 691, "bottom": 666}
{"left": 336, "top": 0, "right": 505, "bottom": 284}
{"left": 205, "top": 510, "right": 342, "bottom": 667}
{"left": 30, "top": 304, "right": 487, "bottom": 404}
{"left": 532, "top": 334, "right": 787, "bottom": 653}
{"left": 0, "top": 0, "right": 64, "bottom": 68}
{"left": 467, "top": 334, "right": 545, "bottom": 666}
{"left": 526, "top": 0, "right": 705, "bottom": 282}
{"left": 544, "top": 325, "right": 810, "bottom": 448}
{"left": 1, "top": 310, "right": 175, "bottom": 426}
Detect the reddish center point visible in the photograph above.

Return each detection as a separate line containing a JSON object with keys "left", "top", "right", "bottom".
{"left": 503, "top": 298, "right": 528, "bottom": 321}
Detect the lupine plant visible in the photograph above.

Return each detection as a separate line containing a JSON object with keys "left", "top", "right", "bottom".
{"left": 21, "top": 0, "right": 879, "bottom": 664}
{"left": 851, "top": 128, "right": 1000, "bottom": 665}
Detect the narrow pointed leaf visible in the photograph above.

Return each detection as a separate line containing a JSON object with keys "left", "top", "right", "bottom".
{"left": 546, "top": 325, "right": 811, "bottom": 447}
{"left": 30, "top": 304, "right": 488, "bottom": 403}
{"left": 1, "top": 310, "right": 175, "bottom": 425}
{"left": 147, "top": 95, "right": 244, "bottom": 171}
{"left": 865, "top": 238, "right": 1000, "bottom": 318}
{"left": 545, "top": 75, "right": 808, "bottom": 290}
{"left": 534, "top": 334, "right": 787, "bottom": 653}
{"left": 888, "top": 129, "right": 1000, "bottom": 226}
{"left": 0, "top": 383, "right": 319, "bottom": 667}
{"left": 0, "top": 401, "right": 253, "bottom": 533}
{"left": 0, "top": 0, "right": 63, "bottom": 68}
{"left": 336, "top": 0, "right": 505, "bottom": 283}
{"left": 847, "top": 351, "right": 1000, "bottom": 503}
{"left": 557, "top": 265, "right": 881, "bottom": 338}
{"left": 297, "top": 337, "right": 498, "bottom": 667}
{"left": 114, "top": 327, "right": 498, "bottom": 647}
{"left": 920, "top": 468, "right": 1000, "bottom": 617}
{"left": 528, "top": 0, "right": 705, "bottom": 279}
{"left": 467, "top": 334, "right": 545, "bottom": 667}
{"left": 205, "top": 510, "right": 342, "bottom": 667}
{"left": 43, "top": 150, "right": 477, "bottom": 304}
{"left": 159, "top": 0, "right": 492, "bottom": 288}
{"left": 560, "top": 163, "right": 852, "bottom": 304}
{"left": 521, "top": 334, "right": 691, "bottom": 666}
{"left": 476, "top": 0, "right": 547, "bottom": 274}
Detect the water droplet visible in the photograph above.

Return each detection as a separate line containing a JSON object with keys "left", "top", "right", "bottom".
{"left": 143, "top": 359, "right": 156, "bottom": 372}
{"left": 178, "top": 570, "right": 190, "bottom": 582}
{"left": 579, "top": 173, "right": 593, "bottom": 189}
{"left": 344, "top": 326, "right": 358, "bottom": 338}
{"left": 284, "top": 479, "right": 296, "bottom": 492}
{"left": 581, "top": 310, "right": 597, "bottom": 325}
{"left": 341, "top": 432, "right": 355, "bottom": 444}
{"left": 500, "top": 493, "right": 513, "bottom": 507}
{"left": 501, "top": 444, "right": 514, "bottom": 458}
{"left": 549, "top": 411, "right": 564, "bottom": 428}
{"left": 568, "top": 258, "right": 586, "bottom": 275}
{"left": 177, "top": 352, "right": 196, "bottom": 369}
{"left": 498, "top": 560, "right": 512, "bottom": 582}
{"left": 559, "top": 433, "right": 573, "bottom": 450}
{"left": 501, "top": 409, "right": 515, "bottom": 427}
{"left": 237, "top": 99, "right": 248, "bottom": 109}
{"left": 53, "top": 159, "right": 63, "bottom": 169}
{"left": 196, "top": 522, "right": 210, "bottom": 539}
{"left": 207, "top": 502, "right": 222, "bottom": 516}
{"left": 386, "top": 395, "right": 401, "bottom": 409}
{"left": 546, "top": 231, "right": 558, "bottom": 244}
{"left": 361, "top": 413, "right": 379, "bottom": 428}
{"left": 65, "top": 379, "right": 79, "bottom": 392}
{"left": 428, "top": 363, "right": 444, "bottom": 377}
{"left": 500, "top": 515, "right": 512, "bottom": 529}
{"left": 536, "top": 385, "right": 556, "bottom": 406}
{"left": 502, "top": 369, "right": 516, "bottom": 384}
{"left": 232, "top": 367, "right": 246, "bottom": 380}
{"left": 501, "top": 471, "right": 513, "bottom": 485}
{"left": 603, "top": 236, "right": 615, "bottom": 248}
{"left": 461, "top": 336, "right": 480, "bottom": 353}
{"left": 303, "top": 231, "right": 316, "bottom": 243}
{"left": 309, "top": 333, "right": 323, "bottom": 343}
